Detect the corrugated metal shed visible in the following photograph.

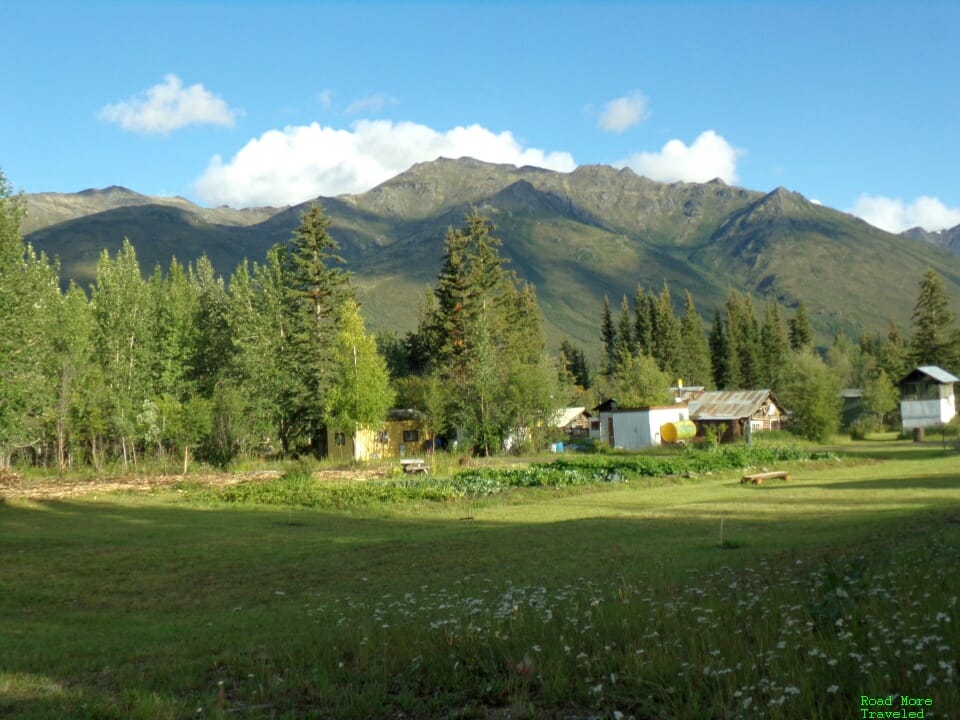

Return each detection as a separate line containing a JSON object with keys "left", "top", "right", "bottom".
{"left": 688, "top": 389, "right": 779, "bottom": 421}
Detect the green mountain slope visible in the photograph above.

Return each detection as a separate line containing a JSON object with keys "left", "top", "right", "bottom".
{"left": 23, "top": 158, "right": 960, "bottom": 353}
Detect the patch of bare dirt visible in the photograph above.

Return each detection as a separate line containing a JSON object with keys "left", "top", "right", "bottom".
{"left": 0, "top": 469, "right": 283, "bottom": 500}
{"left": 0, "top": 466, "right": 397, "bottom": 501}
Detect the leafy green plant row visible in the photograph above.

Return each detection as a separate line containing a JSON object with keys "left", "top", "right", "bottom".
{"left": 545, "top": 443, "right": 835, "bottom": 477}
{"left": 183, "top": 444, "right": 835, "bottom": 509}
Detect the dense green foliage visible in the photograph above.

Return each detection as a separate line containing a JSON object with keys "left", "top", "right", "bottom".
{"left": 3, "top": 158, "right": 960, "bottom": 469}
{"left": 402, "top": 211, "right": 568, "bottom": 455}
{"left": 911, "top": 267, "right": 960, "bottom": 370}
{"left": 184, "top": 444, "right": 834, "bottom": 509}
{"left": 595, "top": 274, "right": 958, "bottom": 438}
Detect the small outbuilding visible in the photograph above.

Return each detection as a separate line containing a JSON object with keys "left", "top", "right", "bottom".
{"left": 687, "top": 389, "right": 786, "bottom": 442}
{"left": 593, "top": 401, "right": 690, "bottom": 450}
{"left": 551, "top": 406, "right": 591, "bottom": 438}
{"left": 328, "top": 409, "right": 430, "bottom": 461}
{"left": 898, "top": 365, "right": 958, "bottom": 432}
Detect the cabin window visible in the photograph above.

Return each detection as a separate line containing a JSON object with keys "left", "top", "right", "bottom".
{"left": 334, "top": 432, "right": 346, "bottom": 446}
{"left": 901, "top": 382, "right": 939, "bottom": 401}
{"left": 403, "top": 429, "right": 419, "bottom": 443}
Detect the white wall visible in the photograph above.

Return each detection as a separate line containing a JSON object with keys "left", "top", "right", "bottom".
{"left": 900, "top": 393, "right": 957, "bottom": 431}
{"left": 605, "top": 406, "right": 689, "bottom": 450}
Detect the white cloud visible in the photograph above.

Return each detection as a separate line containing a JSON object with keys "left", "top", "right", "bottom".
{"left": 597, "top": 91, "right": 650, "bottom": 133}
{"left": 620, "top": 130, "right": 741, "bottom": 184}
{"left": 100, "top": 74, "right": 237, "bottom": 135}
{"left": 345, "top": 94, "right": 398, "bottom": 115}
{"left": 194, "top": 120, "right": 577, "bottom": 207}
{"left": 848, "top": 194, "right": 960, "bottom": 233}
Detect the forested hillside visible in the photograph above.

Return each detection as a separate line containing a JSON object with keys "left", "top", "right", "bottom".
{"left": 24, "top": 158, "right": 960, "bottom": 351}
{"left": 4, "top": 163, "right": 959, "bottom": 469}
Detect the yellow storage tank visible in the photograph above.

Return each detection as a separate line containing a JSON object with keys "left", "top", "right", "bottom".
{"left": 661, "top": 420, "right": 697, "bottom": 444}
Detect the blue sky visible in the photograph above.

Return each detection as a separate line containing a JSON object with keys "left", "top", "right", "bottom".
{"left": 4, "top": 0, "right": 959, "bottom": 232}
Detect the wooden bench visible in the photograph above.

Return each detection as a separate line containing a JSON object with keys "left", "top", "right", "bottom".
{"left": 400, "top": 458, "right": 429, "bottom": 475}
{"left": 741, "top": 470, "right": 791, "bottom": 485}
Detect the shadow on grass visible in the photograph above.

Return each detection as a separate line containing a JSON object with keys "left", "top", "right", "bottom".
{"left": 2, "top": 479, "right": 960, "bottom": 719}
{"left": 831, "top": 440, "right": 959, "bottom": 461}
{"left": 759, "top": 471, "right": 960, "bottom": 493}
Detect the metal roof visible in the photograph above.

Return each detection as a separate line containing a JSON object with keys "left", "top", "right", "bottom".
{"left": 687, "top": 389, "right": 780, "bottom": 421}
{"left": 908, "top": 366, "right": 960, "bottom": 384}
{"left": 550, "top": 407, "right": 589, "bottom": 428}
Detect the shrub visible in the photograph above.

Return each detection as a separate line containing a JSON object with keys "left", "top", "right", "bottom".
{"left": 849, "top": 414, "right": 879, "bottom": 440}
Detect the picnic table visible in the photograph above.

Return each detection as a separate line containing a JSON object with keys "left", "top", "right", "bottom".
{"left": 400, "top": 458, "right": 429, "bottom": 475}
{"left": 741, "top": 470, "right": 791, "bottom": 485}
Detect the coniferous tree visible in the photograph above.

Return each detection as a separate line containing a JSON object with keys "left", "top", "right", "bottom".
{"left": 910, "top": 268, "right": 959, "bottom": 372}
{"left": 651, "top": 283, "right": 682, "bottom": 377}
{"left": 759, "top": 302, "right": 789, "bottom": 390}
{"left": 879, "top": 323, "right": 910, "bottom": 382}
{"left": 788, "top": 300, "right": 813, "bottom": 351}
{"left": 559, "top": 339, "right": 591, "bottom": 390}
{"left": 415, "top": 211, "right": 561, "bottom": 454}
{"left": 283, "top": 203, "right": 351, "bottom": 456}
{"left": 709, "top": 309, "right": 731, "bottom": 389}
{"left": 614, "top": 295, "right": 635, "bottom": 369}
{"left": 600, "top": 295, "right": 617, "bottom": 378}
{"left": 733, "top": 293, "right": 761, "bottom": 388}
{"left": 678, "top": 290, "right": 712, "bottom": 388}
{"left": 634, "top": 286, "right": 653, "bottom": 357}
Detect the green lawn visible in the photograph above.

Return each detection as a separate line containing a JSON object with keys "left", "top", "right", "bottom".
{"left": 2, "top": 442, "right": 959, "bottom": 719}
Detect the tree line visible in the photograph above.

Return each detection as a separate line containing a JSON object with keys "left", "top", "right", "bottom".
{"left": 3, "top": 163, "right": 958, "bottom": 468}
{"left": 0, "top": 170, "right": 568, "bottom": 469}
{"left": 589, "top": 270, "right": 959, "bottom": 440}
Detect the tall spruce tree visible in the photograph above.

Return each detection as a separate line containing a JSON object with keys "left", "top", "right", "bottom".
{"left": 759, "top": 302, "right": 788, "bottom": 390}
{"left": 788, "top": 300, "right": 813, "bottom": 351}
{"left": 615, "top": 295, "right": 635, "bottom": 368}
{"left": 678, "top": 290, "right": 712, "bottom": 388}
{"left": 283, "top": 203, "right": 351, "bottom": 456}
{"left": 416, "top": 211, "right": 561, "bottom": 454}
{"left": 634, "top": 286, "right": 653, "bottom": 357}
{"left": 559, "top": 339, "right": 591, "bottom": 390}
{"left": 600, "top": 295, "right": 617, "bottom": 378}
{"left": 910, "top": 268, "right": 958, "bottom": 372}
{"left": 651, "top": 283, "right": 682, "bottom": 376}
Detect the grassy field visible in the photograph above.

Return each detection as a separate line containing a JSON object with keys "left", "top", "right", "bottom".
{"left": 1, "top": 440, "right": 959, "bottom": 719}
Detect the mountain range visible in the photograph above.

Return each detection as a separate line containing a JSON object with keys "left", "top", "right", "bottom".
{"left": 22, "top": 157, "right": 960, "bottom": 353}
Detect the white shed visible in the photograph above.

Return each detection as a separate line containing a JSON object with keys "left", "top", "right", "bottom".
{"left": 596, "top": 402, "right": 690, "bottom": 450}
{"left": 899, "top": 365, "right": 959, "bottom": 432}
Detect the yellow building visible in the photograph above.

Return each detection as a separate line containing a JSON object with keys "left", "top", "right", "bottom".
{"left": 327, "top": 409, "right": 430, "bottom": 461}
